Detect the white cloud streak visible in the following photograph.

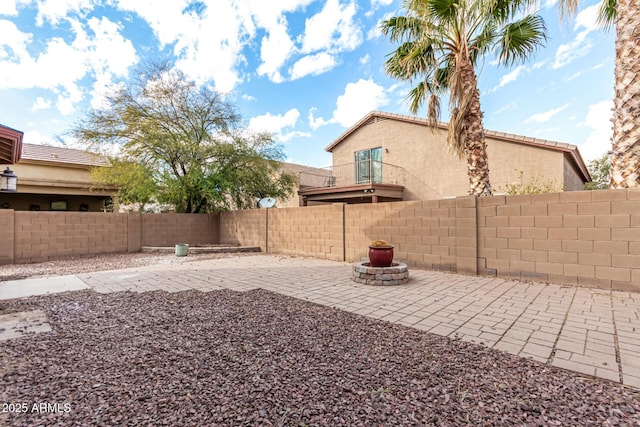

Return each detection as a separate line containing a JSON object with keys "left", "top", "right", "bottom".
{"left": 526, "top": 103, "right": 570, "bottom": 123}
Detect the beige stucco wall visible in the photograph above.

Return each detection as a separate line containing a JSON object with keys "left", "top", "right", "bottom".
{"left": 10, "top": 162, "right": 111, "bottom": 196}
{"left": 330, "top": 118, "right": 578, "bottom": 199}
{"left": 0, "top": 160, "right": 115, "bottom": 212}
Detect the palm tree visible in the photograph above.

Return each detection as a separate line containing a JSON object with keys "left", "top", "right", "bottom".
{"left": 559, "top": 0, "right": 639, "bottom": 188}
{"left": 381, "top": 0, "right": 547, "bottom": 196}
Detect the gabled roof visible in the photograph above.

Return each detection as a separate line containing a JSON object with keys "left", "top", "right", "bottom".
{"left": 325, "top": 111, "right": 591, "bottom": 182}
{"left": 0, "top": 124, "right": 24, "bottom": 164}
{"left": 21, "top": 143, "right": 109, "bottom": 167}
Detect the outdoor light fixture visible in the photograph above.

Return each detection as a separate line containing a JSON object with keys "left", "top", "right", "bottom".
{"left": 0, "top": 167, "right": 17, "bottom": 192}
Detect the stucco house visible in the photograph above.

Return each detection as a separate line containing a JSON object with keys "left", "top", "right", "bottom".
{"left": 0, "top": 143, "right": 115, "bottom": 212}
{"left": 298, "top": 111, "right": 590, "bottom": 205}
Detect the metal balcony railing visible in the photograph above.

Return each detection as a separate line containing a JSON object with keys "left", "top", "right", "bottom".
{"left": 298, "top": 162, "right": 443, "bottom": 200}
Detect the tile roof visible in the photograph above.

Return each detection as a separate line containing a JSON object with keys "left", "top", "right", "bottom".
{"left": 21, "top": 143, "right": 109, "bottom": 167}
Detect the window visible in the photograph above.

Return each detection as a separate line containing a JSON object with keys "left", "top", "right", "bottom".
{"left": 354, "top": 147, "right": 382, "bottom": 184}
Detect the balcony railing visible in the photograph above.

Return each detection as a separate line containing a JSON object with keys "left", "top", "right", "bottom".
{"left": 298, "top": 162, "right": 443, "bottom": 200}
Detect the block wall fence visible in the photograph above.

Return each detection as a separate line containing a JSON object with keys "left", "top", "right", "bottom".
{"left": 219, "top": 189, "right": 640, "bottom": 293}
{"left": 1, "top": 189, "right": 639, "bottom": 292}
{"left": 0, "top": 211, "right": 217, "bottom": 264}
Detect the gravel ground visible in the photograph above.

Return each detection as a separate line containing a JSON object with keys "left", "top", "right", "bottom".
{"left": 1, "top": 289, "right": 639, "bottom": 426}
{"left": 0, "top": 252, "right": 257, "bottom": 281}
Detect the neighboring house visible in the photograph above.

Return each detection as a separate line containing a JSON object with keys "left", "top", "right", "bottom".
{"left": 0, "top": 143, "right": 115, "bottom": 212}
{"left": 298, "top": 111, "right": 591, "bottom": 205}
{"left": 0, "top": 124, "right": 23, "bottom": 164}
{"left": 278, "top": 162, "right": 332, "bottom": 208}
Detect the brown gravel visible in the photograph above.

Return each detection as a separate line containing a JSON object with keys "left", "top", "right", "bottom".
{"left": 1, "top": 289, "right": 639, "bottom": 426}
{"left": 0, "top": 252, "right": 257, "bottom": 281}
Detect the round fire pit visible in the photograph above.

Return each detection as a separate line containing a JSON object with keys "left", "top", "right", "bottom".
{"left": 352, "top": 261, "right": 409, "bottom": 286}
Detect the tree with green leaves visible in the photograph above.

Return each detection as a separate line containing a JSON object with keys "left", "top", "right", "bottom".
{"left": 381, "top": 0, "right": 547, "bottom": 196}
{"left": 72, "top": 62, "right": 296, "bottom": 213}
{"left": 584, "top": 152, "right": 611, "bottom": 190}
{"left": 557, "top": 0, "right": 638, "bottom": 189}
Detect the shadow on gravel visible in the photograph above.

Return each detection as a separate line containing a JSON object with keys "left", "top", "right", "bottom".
{"left": 1, "top": 289, "right": 639, "bottom": 426}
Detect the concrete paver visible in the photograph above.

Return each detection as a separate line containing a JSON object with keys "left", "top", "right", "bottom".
{"left": 1, "top": 254, "right": 639, "bottom": 389}
{"left": 0, "top": 275, "right": 89, "bottom": 299}
{"left": 0, "top": 310, "right": 51, "bottom": 341}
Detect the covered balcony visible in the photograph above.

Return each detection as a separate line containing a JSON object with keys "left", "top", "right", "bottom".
{"left": 297, "top": 160, "right": 440, "bottom": 205}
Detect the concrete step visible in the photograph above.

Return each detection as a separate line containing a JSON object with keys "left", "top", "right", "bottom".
{"left": 141, "top": 246, "right": 261, "bottom": 254}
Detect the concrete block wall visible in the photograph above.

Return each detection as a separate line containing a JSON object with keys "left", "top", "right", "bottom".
{"left": 140, "top": 213, "right": 217, "bottom": 247}
{"left": 13, "top": 212, "right": 128, "bottom": 263}
{"left": 268, "top": 204, "right": 344, "bottom": 261}
{"left": 344, "top": 199, "right": 460, "bottom": 271}
{"left": 478, "top": 189, "right": 640, "bottom": 292}
{"left": 219, "top": 209, "right": 266, "bottom": 251}
{"left": 1, "top": 212, "right": 221, "bottom": 264}
{"left": 0, "top": 210, "right": 15, "bottom": 264}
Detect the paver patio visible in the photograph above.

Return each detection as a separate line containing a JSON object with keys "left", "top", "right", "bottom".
{"left": 2, "top": 254, "right": 639, "bottom": 389}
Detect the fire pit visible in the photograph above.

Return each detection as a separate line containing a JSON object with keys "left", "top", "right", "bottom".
{"left": 352, "top": 261, "right": 409, "bottom": 286}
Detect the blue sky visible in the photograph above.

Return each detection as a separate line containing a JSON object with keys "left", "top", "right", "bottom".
{"left": 0, "top": 0, "right": 613, "bottom": 168}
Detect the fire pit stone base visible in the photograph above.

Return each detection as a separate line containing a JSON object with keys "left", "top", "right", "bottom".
{"left": 352, "top": 261, "right": 409, "bottom": 286}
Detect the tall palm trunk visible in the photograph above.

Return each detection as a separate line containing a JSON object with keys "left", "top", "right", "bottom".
{"left": 610, "top": 0, "right": 640, "bottom": 188}
{"left": 460, "top": 60, "right": 493, "bottom": 196}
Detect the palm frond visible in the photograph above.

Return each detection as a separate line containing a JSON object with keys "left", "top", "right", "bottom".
{"left": 497, "top": 15, "right": 547, "bottom": 66}
{"left": 427, "top": 93, "right": 441, "bottom": 128}
{"left": 420, "top": 0, "right": 460, "bottom": 22}
{"left": 379, "top": 15, "right": 425, "bottom": 43}
{"left": 596, "top": 0, "right": 616, "bottom": 30}
{"left": 557, "top": 0, "right": 580, "bottom": 21}
{"left": 447, "top": 106, "right": 467, "bottom": 159}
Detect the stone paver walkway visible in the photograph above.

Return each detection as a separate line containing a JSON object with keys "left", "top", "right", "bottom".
{"left": 2, "top": 254, "right": 639, "bottom": 389}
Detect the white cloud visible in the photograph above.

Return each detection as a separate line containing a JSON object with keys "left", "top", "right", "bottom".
{"left": 299, "top": 0, "right": 362, "bottom": 54}
{"left": 553, "top": 31, "right": 593, "bottom": 69}
{"left": 526, "top": 103, "right": 570, "bottom": 123}
{"left": 309, "top": 108, "right": 331, "bottom": 130}
{"left": 289, "top": 52, "right": 337, "bottom": 80}
{"left": 35, "top": 0, "right": 94, "bottom": 26}
{"left": 256, "top": 16, "right": 295, "bottom": 83}
{"left": 248, "top": 108, "right": 310, "bottom": 142}
{"left": 579, "top": 100, "right": 613, "bottom": 161}
{"left": 371, "top": 0, "right": 394, "bottom": 6}
{"left": 552, "top": 4, "right": 600, "bottom": 70}
{"left": 310, "top": 78, "right": 388, "bottom": 129}
{"left": 23, "top": 129, "right": 58, "bottom": 146}
{"left": 492, "top": 102, "right": 517, "bottom": 115}
{"left": 115, "top": 0, "right": 249, "bottom": 92}
{"left": 490, "top": 65, "right": 525, "bottom": 92}
{"left": 0, "top": 15, "right": 137, "bottom": 114}
{"left": 242, "top": 94, "right": 256, "bottom": 102}
{"left": 31, "top": 97, "right": 51, "bottom": 111}
{"left": 0, "top": 0, "right": 30, "bottom": 15}
{"left": 359, "top": 53, "right": 370, "bottom": 65}
{"left": 565, "top": 71, "right": 582, "bottom": 81}
{"left": 250, "top": 108, "right": 300, "bottom": 133}
{"left": 575, "top": 3, "right": 600, "bottom": 32}
{"left": 532, "top": 60, "right": 546, "bottom": 69}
